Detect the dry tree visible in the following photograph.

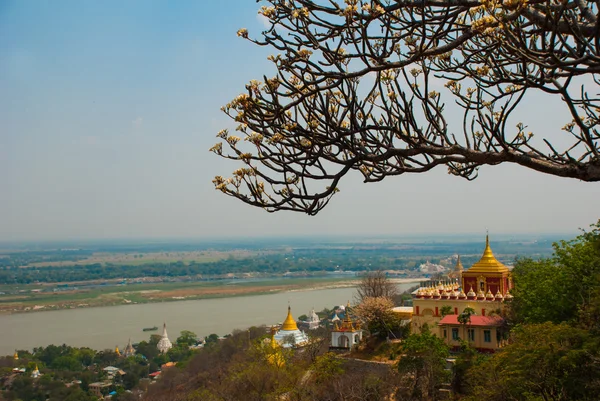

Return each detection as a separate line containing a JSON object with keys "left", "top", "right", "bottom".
{"left": 211, "top": 0, "right": 600, "bottom": 214}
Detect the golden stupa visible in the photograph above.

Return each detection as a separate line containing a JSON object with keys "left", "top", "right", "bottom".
{"left": 281, "top": 306, "right": 299, "bottom": 331}
{"left": 466, "top": 235, "right": 509, "bottom": 273}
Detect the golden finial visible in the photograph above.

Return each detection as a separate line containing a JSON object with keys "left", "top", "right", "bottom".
{"left": 468, "top": 233, "right": 509, "bottom": 273}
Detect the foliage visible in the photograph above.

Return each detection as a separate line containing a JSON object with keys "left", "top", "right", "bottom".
{"left": 353, "top": 296, "right": 406, "bottom": 338}
{"left": 212, "top": 1, "right": 600, "bottom": 215}
{"left": 176, "top": 330, "right": 198, "bottom": 347}
{"left": 440, "top": 305, "right": 453, "bottom": 317}
{"left": 396, "top": 330, "right": 450, "bottom": 400}
{"left": 511, "top": 221, "right": 600, "bottom": 326}
{"left": 464, "top": 322, "right": 600, "bottom": 401}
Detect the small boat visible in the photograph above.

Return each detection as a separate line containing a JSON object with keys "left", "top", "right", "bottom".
{"left": 142, "top": 326, "right": 158, "bottom": 332}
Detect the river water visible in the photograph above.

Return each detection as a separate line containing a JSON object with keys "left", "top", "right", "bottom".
{"left": 0, "top": 283, "right": 417, "bottom": 356}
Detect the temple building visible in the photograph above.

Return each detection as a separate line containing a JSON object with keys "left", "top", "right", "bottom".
{"left": 123, "top": 338, "right": 135, "bottom": 357}
{"left": 31, "top": 364, "right": 40, "bottom": 379}
{"left": 273, "top": 306, "right": 309, "bottom": 348}
{"left": 411, "top": 236, "right": 512, "bottom": 352}
{"left": 157, "top": 322, "right": 173, "bottom": 353}
{"left": 448, "top": 255, "right": 464, "bottom": 280}
{"left": 299, "top": 308, "right": 321, "bottom": 331}
{"left": 266, "top": 327, "right": 285, "bottom": 367}
{"left": 330, "top": 302, "right": 362, "bottom": 350}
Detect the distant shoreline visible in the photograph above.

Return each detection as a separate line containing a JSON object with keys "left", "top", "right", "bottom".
{"left": 0, "top": 277, "right": 424, "bottom": 316}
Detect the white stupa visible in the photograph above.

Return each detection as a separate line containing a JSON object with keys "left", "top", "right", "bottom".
{"left": 306, "top": 308, "right": 321, "bottom": 330}
{"left": 157, "top": 322, "right": 173, "bottom": 353}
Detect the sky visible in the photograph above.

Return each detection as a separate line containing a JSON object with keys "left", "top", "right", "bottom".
{"left": 1, "top": 1, "right": 598, "bottom": 242}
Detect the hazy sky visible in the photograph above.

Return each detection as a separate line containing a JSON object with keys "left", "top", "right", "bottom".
{"left": 1, "top": 1, "right": 598, "bottom": 242}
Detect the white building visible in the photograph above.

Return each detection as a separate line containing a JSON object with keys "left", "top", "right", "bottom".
{"left": 157, "top": 322, "right": 173, "bottom": 353}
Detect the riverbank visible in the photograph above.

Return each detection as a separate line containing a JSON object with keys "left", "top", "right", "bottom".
{"left": 0, "top": 277, "right": 424, "bottom": 315}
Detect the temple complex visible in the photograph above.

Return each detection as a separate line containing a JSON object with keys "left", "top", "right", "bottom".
{"left": 273, "top": 306, "right": 309, "bottom": 348}
{"left": 330, "top": 302, "right": 362, "bottom": 350}
{"left": 411, "top": 236, "right": 512, "bottom": 352}
{"left": 157, "top": 322, "right": 173, "bottom": 353}
{"left": 123, "top": 338, "right": 135, "bottom": 357}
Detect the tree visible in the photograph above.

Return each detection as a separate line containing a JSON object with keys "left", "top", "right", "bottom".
{"left": 355, "top": 270, "right": 398, "bottom": 302}
{"left": 511, "top": 221, "right": 600, "bottom": 326}
{"left": 176, "top": 330, "right": 199, "bottom": 347}
{"left": 458, "top": 307, "right": 476, "bottom": 344}
{"left": 211, "top": 1, "right": 600, "bottom": 214}
{"left": 440, "top": 305, "right": 453, "bottom": 318}
{"left": 397, "top": 330, "right": 450, "bottom": 400}
{"left": 464, "top": 323, "right": 600, "bottom": 401}
{"left": 354, "top": 296, "right": 405, "bottom": 338}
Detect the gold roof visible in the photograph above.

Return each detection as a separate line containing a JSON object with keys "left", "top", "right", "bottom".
{"left": 466, "top": 235, "right": 509, "bottom": 274}
{"left": 281, "top": 306, "right": 298, "bottom": 331}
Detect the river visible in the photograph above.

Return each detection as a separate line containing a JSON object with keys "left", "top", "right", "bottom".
{"left": 0, "top": 283, "right": 417, "bottom": 356}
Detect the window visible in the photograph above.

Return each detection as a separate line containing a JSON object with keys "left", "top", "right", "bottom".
{"left": 443, "top": 329, "right": 447, "bottom": 338}
{"left": 480, "top": 281, "right": 485, "bottom": 291}
{"left": 468, "top": 329, "right": 475, "bottom": 342}
{"left": 484, "top": 330, "right": 491, "bottom": 343}
{"left": 452, "top": 328, "right": 459, "bottom": 341}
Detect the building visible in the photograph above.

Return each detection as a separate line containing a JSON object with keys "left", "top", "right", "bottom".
{"left": 330, "top": 302, "right": 362, "bottom": 350}
{"left": 122, "top": 338, "right": 135, "bottom": 357}
{"left": 89, "top": 382, "right": 113, "bottom": 397}
{"left": 298, "top": 308, "right": 321, "bottom": 331}
{"left": 31, "top": 364, "right": 40, "bottom": 379}
{"left": 266, "top": 327, "right": 285, "bottom": 367}
{"left": 411, "top": 236, "right": 512, "bottom": 352}
{"left": 273, "top": 306, "right": 309, "bottom": 347}
{"left": 157, "top": 322, "right": 173, "bottom": 354}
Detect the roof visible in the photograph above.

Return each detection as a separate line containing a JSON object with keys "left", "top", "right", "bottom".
{"left": 465, "top": 236, "right": 509, "bottom": 274}
{"left": 392, "top": 307, "right": 413, "bottom": 313}
{"left": 438, "top": 315, "right": 504, "bottom": 327}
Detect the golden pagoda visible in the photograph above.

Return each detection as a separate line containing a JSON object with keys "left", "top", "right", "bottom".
{"left": 273, "top": 306, "right": 309, "bottom": 347}
{"left": 281, "top": 306, "right": 299, "bottom": 331}
{"left": 13, "top": 351, "right": 18, "bottom": 360}
{"left": 462, "top": 235, "right": 511, "bottom": 295}
{"left": 115, "top": 346, "right": 121, "bottom": 357}
{"left": 448, "top": 255, "right": 464, "bottom": 280}
{"left": 266, "top": 327, "right": 285, "bottom": 367}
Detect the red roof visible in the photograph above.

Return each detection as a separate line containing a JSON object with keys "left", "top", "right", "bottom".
{"left": 149, "top": 372, "right": 161, "bottom": 377}
{"left": 438, "top": 315, "right": 503, "bottom": 327}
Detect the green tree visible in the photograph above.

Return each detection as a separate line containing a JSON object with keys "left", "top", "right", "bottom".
{"left": 464, "top": 323, "right": 600, "bottom": 401}
{"left": 458, "top": 307, "right": 476, "bottom": 344}
{"left": 397, "top": 330, "right": 450, "bottom": 400}
{"left": 176, "top": 330, "right": 198, "bottom": 347}
{"left": 511, "top": 221, "right": 600, "bottom": 326}
{"left": 440, "top": 305, "right": 453, "bottom": 318}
